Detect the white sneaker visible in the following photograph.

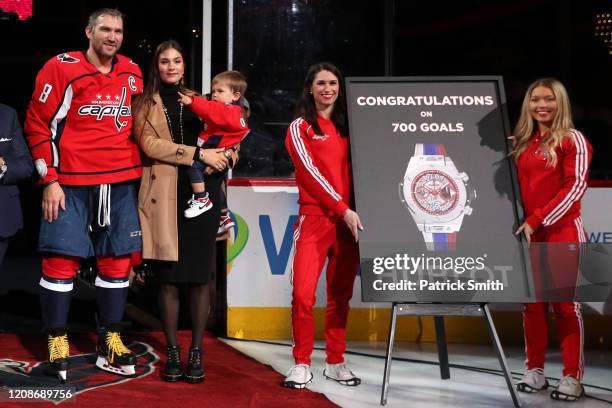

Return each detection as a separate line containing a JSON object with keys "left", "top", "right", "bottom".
{"left": 282, "top": 364, "right": 313, "bottom": 389}
{"left": 551, "top": 375, "right": 584, "bottom": 401}
{"left": 217, "top": 214, "right": 235, "bottom": 234}
{"left": 517, "top": 368, "right": 548, "bottom": 393}
{"left": 323, "top": 362, "right": 361, "bottom": 386}
{"left": 184, "top": 194, "right": 213, "bottom": 218}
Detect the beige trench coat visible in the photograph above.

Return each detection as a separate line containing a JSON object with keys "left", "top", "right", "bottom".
{"left": 133, "top": 93, "right": 197, "bottom": 261}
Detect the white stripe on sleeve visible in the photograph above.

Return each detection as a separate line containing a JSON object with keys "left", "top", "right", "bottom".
{"left": 542, "top": 130, "right": 588, "bottom": 226}
{"left": 289, "top": 118, "right": 342, "bottom": 201}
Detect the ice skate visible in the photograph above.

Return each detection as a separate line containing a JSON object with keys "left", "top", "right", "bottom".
{"left": 282, "top": 364, "right": 313, "bottom": 389}
{"left": 96, "top": 324, "right": 136, "bottom": 376}
{"left": 517, "top": 368, "right": 549, "bottom": 393}
{"left": 551, "top": 375, "right": 584, "bottom": 401}
{"left": 46, "top": 329, "right": 69, "bottom": 383}
{"left": 323, "top": 362, "right": 361, "bottom": 386}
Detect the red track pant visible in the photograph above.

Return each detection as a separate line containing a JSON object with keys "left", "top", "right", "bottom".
{"left": 290, "top": 215, "right": 360, "bottom": 366}
{"left": 523, "top": 217, "right": 586, "bottom": 379}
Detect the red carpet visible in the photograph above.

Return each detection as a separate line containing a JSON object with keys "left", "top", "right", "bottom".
{"left": 0, "top": 331, "right": 337, "bottom": 407}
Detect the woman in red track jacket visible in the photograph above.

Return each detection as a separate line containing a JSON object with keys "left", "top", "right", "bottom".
{"left": 282, "top": 62, "right": 363, "bottom": 389}
{"left": 513, "top": 78, "right": 592, "bottom": 401}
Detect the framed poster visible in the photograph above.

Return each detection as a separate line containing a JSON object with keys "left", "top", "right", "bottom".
{"left": 346, "top": 76, "right": 533, "bottom": 302}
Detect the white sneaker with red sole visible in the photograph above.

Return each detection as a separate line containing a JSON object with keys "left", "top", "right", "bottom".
{"left": 184, "top": 194, "right": 213, "bottom": 218}
{"left": 218, "top": 214, "right": 235, "bottom": 234}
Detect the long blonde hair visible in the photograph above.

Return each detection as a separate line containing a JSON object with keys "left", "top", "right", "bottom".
{"left": 512, "top": 78, "right": 574, "bottom": 167}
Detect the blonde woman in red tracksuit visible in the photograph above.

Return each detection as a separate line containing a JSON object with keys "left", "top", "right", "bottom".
{"left": 282, "top": 62, "right": 363, "bottom": 389}
{"left": 513, "top": 78, "right": 592, "bottom": 401}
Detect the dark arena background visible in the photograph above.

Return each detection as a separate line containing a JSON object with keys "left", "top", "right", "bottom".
{"left": 1, "top": 1, "right": 611, "bottom": 407}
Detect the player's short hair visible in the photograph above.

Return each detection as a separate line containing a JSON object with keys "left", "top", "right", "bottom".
{"left": 212, "top": 71, "right": 247, "bottom": 95}
{"left": 87, "top": 8, "right": 124, "bottom": 31}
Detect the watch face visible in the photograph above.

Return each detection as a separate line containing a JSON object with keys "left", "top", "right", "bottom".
{"left": 410, "top": 170, "right": 459, "bottom": 216}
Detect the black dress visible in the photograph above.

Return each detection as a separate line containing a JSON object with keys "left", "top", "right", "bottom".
{"left": 155, "top": 83, "right": 223, "bottom": 284}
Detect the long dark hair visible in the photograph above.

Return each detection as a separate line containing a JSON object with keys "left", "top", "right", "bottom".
{"left": 133, "top": 40, "right": 191, "bottom": 113}
{"left": 294, "top": 62, "right": 348, "bottom": 137}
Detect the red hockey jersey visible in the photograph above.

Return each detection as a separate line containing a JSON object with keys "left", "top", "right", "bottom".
{"left": 518, "top": 129, "right": 592, "bottom": 231}
{"left": 285, "top": 116, "right": 352, "bottom": 217}
{"left": 25, "top": 51, "right": 143, "bottom": 185}
{"left": 188, "top": 96, "right": 249, "bottom": 149}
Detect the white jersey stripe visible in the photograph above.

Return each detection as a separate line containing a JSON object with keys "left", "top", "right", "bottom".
{"left": 575, "top": 217, "right": 587, "bottom": 243}
{"left": 543, "top": 130, "right": 588, "bottom": 226}
{"left": 290, "top": 118, "right": 341, "bottom": 201}
{"left": 573, "top": 217, "right": 586, "bottom": 379}
{"left": 543, "top": 130, "right": 587, "bottom": 225}
{"left": 289, "top": 118, "right": 342, "bottom": 201}
{"left": 290, "top": 215, "right": 306, "bottom": 286}
{"left": 49, "top": 85, "right": 73, "bottom": 167}
{"left": 574, "top": 301, "right": 585, "bottom": 379}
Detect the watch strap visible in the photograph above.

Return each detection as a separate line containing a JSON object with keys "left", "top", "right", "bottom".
{"left": 423, "top": 231, "right": 457, "bottom": 251}
{"left": 421, "top": 143, "right": 446, "bottom": 156}
{"left": 420, "top": 143, "right": 455, "bottom": 251}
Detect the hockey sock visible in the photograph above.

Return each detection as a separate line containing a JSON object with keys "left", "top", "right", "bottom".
{"left": 39, "top": 277, "right": 73, "bottom": 330}
{"left": 194, "top": 191, "right": 207, "bottom": 200}
{"left": 40, "top": 256, "right": 79, "bottom": 330}
{"left": 95, "top": 275, "right": 129, "bottom": 327}
{"left": 95, "top": 255, "right": 131, "bottom": 328}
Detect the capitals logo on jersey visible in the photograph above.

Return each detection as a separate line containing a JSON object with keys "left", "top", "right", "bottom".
{"left": 57, "top": 53, "right": 80, "bottom": 63}
{"left": 77, "top": 76, "right": 137, "bottom": 132}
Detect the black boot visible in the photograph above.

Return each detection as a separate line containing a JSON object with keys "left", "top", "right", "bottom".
{"left": 184, "top": 345, "right": 204, "bottom": 383}
{"left": 162, "top": 345, "right": 182, "bottom": 382}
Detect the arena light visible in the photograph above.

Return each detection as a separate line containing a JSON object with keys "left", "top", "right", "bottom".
{"left": 594, "top": 12, "right": 612, "bottom": 56}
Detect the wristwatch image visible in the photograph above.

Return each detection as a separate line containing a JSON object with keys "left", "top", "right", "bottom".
{"left": 399, "top": 143, "right": 476, "bottom": 251}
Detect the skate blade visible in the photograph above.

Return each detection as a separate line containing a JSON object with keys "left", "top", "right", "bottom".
{"left": 550, "top": 390, "right": 584, "bottom": 401}
{"left": 95, "top": 356, "right": 136, "bottom": 376}
{"left": 323, "top": 370, "right": 361, "bottom": 386}
{"left": 517, "top": 381, "right": 548, "bottom": 393}
{"left": 45, "top": 365, "right": 67, "bottom": 383}
{"left": 57, "top": 370, "right": 67, "bottom": 383}
{"left": 282, "top": 373, "right": 313, "bottom": 389}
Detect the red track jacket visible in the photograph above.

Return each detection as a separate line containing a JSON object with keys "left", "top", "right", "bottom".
{"left": 285, "top": 116, "right": 352, "bottom": 217}
{"left": 25, "top": 52, "right": 143, "bottom": 185}
{"left": 518, "top": 129, "right": 592, "bottom": 231}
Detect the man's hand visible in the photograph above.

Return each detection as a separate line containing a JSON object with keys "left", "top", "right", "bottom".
{"left": 343, "top": 209, "right": 364, "bottom": 242}
{"left": 42, "top": 182, "right": 65, "bottom": 222}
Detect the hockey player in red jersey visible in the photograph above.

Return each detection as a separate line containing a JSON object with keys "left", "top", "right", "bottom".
{"left": 25, "top": 8, "right": 143, "bottom": 382}
{"left": 282, "top": 63, "right": 363, "bottom": 389}
{"left": 513, "top": 78, "right": 592, "bottom": 401}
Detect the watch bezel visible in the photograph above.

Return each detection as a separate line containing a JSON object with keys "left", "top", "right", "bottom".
{"left": 400, "top": 164, "right": 468, "bottom": 223}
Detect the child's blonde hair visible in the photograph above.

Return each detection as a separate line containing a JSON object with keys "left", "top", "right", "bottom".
{"left": 212, "top": 70, "right": 247, "bottom": 95}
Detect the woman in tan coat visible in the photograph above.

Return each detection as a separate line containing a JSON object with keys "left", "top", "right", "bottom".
{"left": 133, "top": 40, "right": 231, "bottom": 383}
